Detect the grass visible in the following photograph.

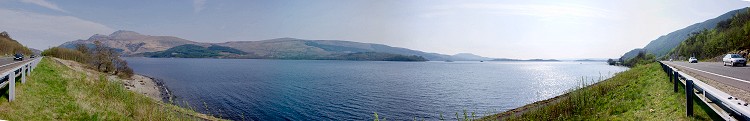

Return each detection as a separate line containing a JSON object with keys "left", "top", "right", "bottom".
{"left": 479, "top": 62, "right": 721, "bottom": 120}
{"left": 0, "top": 58, "right": 223, "bottom": 120}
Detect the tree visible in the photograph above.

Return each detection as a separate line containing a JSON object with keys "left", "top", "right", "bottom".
{"left": 90, "top": 41, "right": 115, "bottom": 73}
{"left": 44, "top": 40, "right": 134, "bottom": 79}
{"left": 607, "top": 59, "right": 616, "bottom": 65}
{"left": 75, "top": 43, "right": 89, "bottom": 54}
{"left": 114, "top": 57, "right": 133, "bottom": 78}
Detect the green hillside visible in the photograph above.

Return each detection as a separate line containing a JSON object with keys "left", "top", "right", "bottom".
{"left": 143, "top": 44, "right": 246, "bottom": 58}
{"left": 621, "top": 7, "right": 748, "bottom": 60}
{"left": 669, "top": 8, "right": 750, "bottom": 60}
{"left": 331, "top": 52, "right": 428, "bottom": 61}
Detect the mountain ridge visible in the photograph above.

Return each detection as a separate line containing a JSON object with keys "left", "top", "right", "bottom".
{"left": 60, "top": 31, "right": 494, "bottom": 61}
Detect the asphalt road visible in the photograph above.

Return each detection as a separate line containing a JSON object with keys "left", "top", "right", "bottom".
{"left": 663, "top": 61, "right": 750, "bottom": 92}
{"left": 0, "top": 57, "right": 35, "bottom": 75}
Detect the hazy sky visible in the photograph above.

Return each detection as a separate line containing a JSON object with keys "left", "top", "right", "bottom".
{"left": 0, "top": 0, "right": 748, "bottom": 59}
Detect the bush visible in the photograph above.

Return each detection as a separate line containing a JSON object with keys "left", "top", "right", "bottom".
{"left": 42, "top": 47, "right": 89, "bottom": 63}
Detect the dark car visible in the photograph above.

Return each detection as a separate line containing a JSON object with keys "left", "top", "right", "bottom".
{"left": 30, "top": 54, "right": 36, "bottom": 58}
{"left": 13, "top": 53, "right": 23, "bottom": 61}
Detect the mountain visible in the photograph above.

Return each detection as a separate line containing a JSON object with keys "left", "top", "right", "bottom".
{"left": 450, "top": 53, "right": 493, "bottom": 61}
{"left": 620, "top": 7, "right": 748, "bottom": 60}
{"left": 61, "top": 30, "right": 490, "bottom": 61}
{"left": 60, "top": 30, "right": 201, "bottom": 55}
{"left": 214, "top": 38, "right": 462, "bottom": 60}
{"left": 620, "top": 48, "right": 644, "bottom": 60}
{"left": 490, "top": 58, "right": 560, "bottom": 62}
{"left": 29, "top": 48, "right": 42, "bottom": 55}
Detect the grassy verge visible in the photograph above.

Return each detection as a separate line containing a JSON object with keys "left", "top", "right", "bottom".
{"left": 0, "top": 58, "right": 222, "bottom": 120}
{"left": 480, "top": 62, "right": 720, "bottom": 120}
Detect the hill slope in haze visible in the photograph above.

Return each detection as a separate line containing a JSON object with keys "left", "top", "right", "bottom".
{"left": 61, "top": 31, "right": 493, "bottom": 61}
{"left": 621, "top": 7, "right": 748, "bottom": 60}
{"left": 60, "top": 30, "right": 202, "bottom": 55}
{"left": 215, "top": 38, "right": 491, "bottom": 61}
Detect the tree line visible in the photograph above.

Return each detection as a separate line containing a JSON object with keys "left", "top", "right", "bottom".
{"left": 624, "top": 51, "right": 655, "bottom": 67}
{"left": 0, "top": 31, "right": 32, "bottom": 56}
{"left": 42, "top": 41, "right": 134, "bottom": 78}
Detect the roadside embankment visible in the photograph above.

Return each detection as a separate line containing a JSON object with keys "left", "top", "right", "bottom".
{"left": 0, "top": 57, "right": 223, "bottom": 120}
{"left": 481, "top": 63, "right": 720, "bottom": 120}
{"left": 53, "top": 58, "right": 164, "bottom": 101}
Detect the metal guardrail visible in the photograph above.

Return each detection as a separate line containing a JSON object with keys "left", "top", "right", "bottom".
{"left": 659, "top": 61, "right": 750, "bottom": 121}
{"left": 0, "top": 57, "right": 42, "bottom": 102}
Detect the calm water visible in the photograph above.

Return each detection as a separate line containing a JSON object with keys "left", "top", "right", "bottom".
{"left": 125, "top": 58, "right": 628, "bottom": 120}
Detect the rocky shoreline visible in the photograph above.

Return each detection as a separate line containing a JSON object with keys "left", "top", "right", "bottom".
{"left": 142, "top": 75, "right": 175, "bottom": 103}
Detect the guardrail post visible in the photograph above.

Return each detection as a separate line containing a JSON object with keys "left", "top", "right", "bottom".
{"left": 30, "top": 60, "right": 34, "bottom": 72}
{"left": 669, "top": 68, "right": 673, "bottom": 81}
{"left": 8, "top": 70, "right": 15, "bottom": 102}
{"left": 662, "top": 63, "right": 667, "bottom": 73}
{"left": 686, "top": 79, "right": 694, "bottom": 116}
{"left": 674, "top": 71, "right": 679, "bottom": 93}
{"left": 668, "top": 68, "right": 673, "bottom": 83}
{"left": 21, "top": 66, "right": 26, "bottom": 83}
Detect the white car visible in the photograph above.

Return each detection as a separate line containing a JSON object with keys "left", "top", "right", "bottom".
{"left": 689, "top": 57, "right": 698, "bottom": 63}
{"left": 723, "top": 54, "right": 746, "bottom": 67}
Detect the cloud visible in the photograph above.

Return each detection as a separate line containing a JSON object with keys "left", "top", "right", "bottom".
{"left": 426, "top": 3, "right": 615, "bottom": 20}
{"left": 193, "top": 0, "right": 207, "bottom": 13}
{"left": 0, "top": 9, "right": 114, "bottom": 49}
{"left": 20, "top": 0, "right": 68, "bottom": 13}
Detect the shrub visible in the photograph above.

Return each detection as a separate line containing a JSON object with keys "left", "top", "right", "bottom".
{"left": 42, "top": 47, "right": 89, "bottom": 63}
{"left": 42, "top": 41, "right": 134, "bottom": 79}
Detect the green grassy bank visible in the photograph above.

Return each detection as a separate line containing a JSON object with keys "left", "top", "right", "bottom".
{"left": 480, "top": 63, "right": 720, "bottom": 120}
{"left": 0, "top": 58, "right": 221, "bottom": 120}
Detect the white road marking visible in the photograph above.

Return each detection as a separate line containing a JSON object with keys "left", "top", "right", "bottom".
{"left": 669, "top": 62, "right": 750, "bottom": 84}
{"left": 0, "top": 61, "right": 21, "bottom": 68}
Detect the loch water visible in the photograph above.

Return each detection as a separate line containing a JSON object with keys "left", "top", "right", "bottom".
{"left": 125, "top": 58, "right": 628, "bottom": 120}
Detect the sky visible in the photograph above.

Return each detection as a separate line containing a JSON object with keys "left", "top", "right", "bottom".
{"left": 0, "top": 0, "right": 748, "bottom": 59}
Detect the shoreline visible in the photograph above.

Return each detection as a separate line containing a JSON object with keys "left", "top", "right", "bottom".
{"left": 489, "top": 78, "right": 609, "bottom": 119}
{"left": 138, "top": 75, "right": 175, "bottom": 103}
{"left": 51, "top": 58, "right": 170, "bottom": 102}
{"left": 483, "top": 63, "right": 720, "bottom": 120}
{"left": 41, "top": 57, "right": 223, "bottom": 120}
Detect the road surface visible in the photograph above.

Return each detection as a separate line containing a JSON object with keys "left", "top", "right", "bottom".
{"left": 663, "top": 61, "right": 750, "bottom": 92}
{"left": 0, "top": 57, "right": 36, "bottom": 74}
